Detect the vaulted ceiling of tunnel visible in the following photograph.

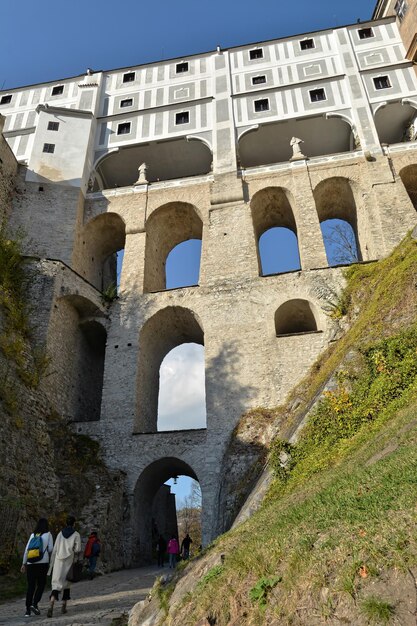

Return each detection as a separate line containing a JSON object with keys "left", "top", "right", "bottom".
{"left": 134, "top": 457, "right": 199, "bottom": 504}
{"left": 239, "top": 116, "right": 353, "bottom": 168}
{"left": 399, "top": 165, "right": 417, "bottom": 210}
{"left": 96, "top": 138, "right": 212, "bottom": 188}
{"left": 374, "top": 102, "right": 416, "bottom": 145}
{"left": 313, "top": 177, "right": 358, "bottom": 226}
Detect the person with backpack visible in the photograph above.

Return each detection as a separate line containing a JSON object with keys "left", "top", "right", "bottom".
{"left": 47, "top": 515, "right": 81, "bottom": 618}
{"left": 83, "top": 530, "right": 101, "bottom": 579}
{"left": 21, "top": 517, "right": 54, "bottom": 617}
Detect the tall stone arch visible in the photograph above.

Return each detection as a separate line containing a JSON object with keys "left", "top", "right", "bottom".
{"left": 250, "top": 186, "right": 301, "bottom": 274}
{"left": 74, "top": 212, "right": 126, "bottom": 290}
{"left": 313, "top": 177, "right": 364, "bottom": 262}
{"left": 399, "top": 164, "right": 417, "bottom": 211}
{"left": 135, "top": 306, "right": 205, "bottom": 433}
{"left": 143, "top": 202, "right": 203, "bottom": 292}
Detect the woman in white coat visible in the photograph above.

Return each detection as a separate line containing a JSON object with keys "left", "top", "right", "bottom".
{"left": 47, "top": 515, "right": 81, "bottom": 617}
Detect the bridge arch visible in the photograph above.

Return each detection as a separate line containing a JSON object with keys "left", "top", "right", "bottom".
{"left": 143, "top": 202, "right": 203, "bottom": 292}
{"left": 133, "top": 457, "right": 200, "bottom": 563}
{"left": 135, "top": 306, "right": 205, "bottom": 433}
{"left": 399, "top": 164, "right": 417, "bottom": 211}
{"left": 313, "top": 177, "right": 362, "bottom": 263}
{"left": 250, "top": 186, "right": 301, "bottom": 275}
{"left": 50, "top": 294, "right": 107, "bottom": 422}
{"left": 77, "top": 212, "right": 126, "bottom": 291}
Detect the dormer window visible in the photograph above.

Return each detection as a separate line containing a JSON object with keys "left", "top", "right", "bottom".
{"left": 249, "top": 48, "right": 263, "bottom": 60}
{"left": 176, "top": 62, "right": 189, "bottom": 74}
{"left": 0, "top": 95, "right": 12, "bottom": 105}
{"left": 300, "top": 38, "right": 315, "bottom": 51}
{"left": 51, "top": 85, "right": 64, "bottom": 96}
{"left": 123, "top": 72, "right": 135, "bottom": 83}
{"left": 358, "top": 28, "right": 374, "bottom": 39}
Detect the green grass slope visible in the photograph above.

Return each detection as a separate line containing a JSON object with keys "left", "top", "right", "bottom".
{"left": 155, "top": 235, "right": 417, "bottom": 626}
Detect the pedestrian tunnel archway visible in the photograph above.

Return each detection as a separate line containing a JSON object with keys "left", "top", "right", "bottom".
{"left": 133, "top": 458, "right": 201, "bottom": 564}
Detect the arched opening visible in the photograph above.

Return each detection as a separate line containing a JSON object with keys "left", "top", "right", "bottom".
{"left": 258, "top": 227, "right": 301, "bottom": 275}
{"left": 158, "top": 343, "right": 206, "bottom": 431}
{"left": 251, "top": 187, "right": 301, "bottom": 275}
{"left": 399, "top": 165, "right": 417, "bottom": 211}
{"left": 374, "top": 102, "right": 417, "bottom": 145}
{"left": 133, "top": 458, "right": 201, "bottom": 564}
{"left": 313, "top": 177, "right": 362, "bottom": 263}
{"left": 144, "top": 202, "right": 203, "bottom": 292}
{"left": 79, "top": 213, "right": 126, "bottom": 291}
{"left": 95, "top": 137, "right": 212, "bottom": 188}
{"left": 49, "top": 295, "right": 107, "bottom": 422}
{"left": 136, "top": 307, "right": 205, "bottom": 433}
{"left": 275, "top": 299, "right": 320, "bottom": 336}
{"left": 320, "top": 218, "right": 359, "bottom": 266}
{"left": 166, "top": 239, "right": 202, "bottom": 289}
{"left": 239, "top": 116, "right": 354, "bottom": 168}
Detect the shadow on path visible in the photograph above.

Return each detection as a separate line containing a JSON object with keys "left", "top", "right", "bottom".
{"left": 0, "top": 565, "right": 164, "bottom": 626}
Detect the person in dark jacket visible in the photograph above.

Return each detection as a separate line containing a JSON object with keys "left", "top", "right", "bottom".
{"left": 180, "top": 533, "right": 193, "bottom": 560}
{"left": 21, "top": 518, "right": 54, "bottom": 617}
{"left": 156, "top": 534, "right": 166, "bottom": 567}
{"left": 84, "top": 531, "right": 101, "bottom": 579}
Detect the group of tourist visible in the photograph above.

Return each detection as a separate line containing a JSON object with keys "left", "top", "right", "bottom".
{"left": 156, "top": 532, "right": 193, "bottom": 568}
{"left": 21, "top": 516, "right": 101, "bottom": 618}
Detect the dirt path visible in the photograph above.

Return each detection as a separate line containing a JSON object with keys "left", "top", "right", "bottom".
{"left": 0, "top": 566, "right": 164, "bottom": 626}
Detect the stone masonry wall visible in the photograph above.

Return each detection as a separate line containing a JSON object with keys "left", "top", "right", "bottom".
{"left": 0, "top": 115, "right": 18, "bottom": 221}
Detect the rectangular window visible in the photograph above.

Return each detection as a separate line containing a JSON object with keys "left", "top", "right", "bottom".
{"left": 252, "top": 75, "right": 266, "bottom": 85}
{"left": 249, "top": 48, "right": 263, "bottom": 60}
{"left": 176, "top": 62, "right": 189, "bottom": 73}
{"left": 175, "top": 111, "right": 190, "bottom": 124}
{"left": 373, "top": 75, "right": 391, "bottom": 90}
{"left": 120, "top": 98, "right": 133, "bottom": 108}
{"left": 300, "top": 38, "right": 315, "bottom": 50}
{"left": 309, "top": 88, "right": 326, "bottom": 102}
{"left": 358, "top": 27, "right": 374, "bottom": 39}
{"left": 0, "top": 94, "right": 12, "bottom": 105}
{"left": 117, "top": 122, "right": 131, "bottom": 135}
{"left": 395, "top": 0, "right": 408, "bottom": 20}
{"left": 51, "top": 85, "right": 64, "bottom": 96}
{"left": 47, "top": 121, "right": 59, "bottom": 131}
{"left": 123, "top": 72, "right": 135, "bottom": 83}
{"left": 254, "top": 98, "right": 269, "bottom": 112}
{"left": 43, "top": 143, "right": 55, "bottom": 153}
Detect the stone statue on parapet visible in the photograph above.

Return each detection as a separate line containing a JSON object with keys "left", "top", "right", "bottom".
{"left": 134, "top": 163, "right": 148, "bottom": 185}
{"left": 290, "top": 137, "right": 307, "bottom": 161}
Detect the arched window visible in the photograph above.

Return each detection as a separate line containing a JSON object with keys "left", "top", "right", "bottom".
{"left": 158, "top": 343, "right": 206, "bottom": 431}
{"left": 258, "top": 227, "right": 301, "bottom": 275}
{"left": 320, "top": 218, "right": 359, "bottom": 266}
{"left": 136, "top": 307, "right": 205, "bottom": 432}
{"left": 275, "top": 299, "right": 320, "bottom": 336}
{"left": 165, "top": 239, "right": 202, "bottom": 289}
{"left": 251, "top": 187, "right": 301, "bottom": 275}
{"left": 313, "top": 177, "right": 362, "bottom": 263}
{"left": 78, "top": 213, "right": 126, "bottom": 291}
{"left": 144, "top": 203, "right": 203, "bottom": 292}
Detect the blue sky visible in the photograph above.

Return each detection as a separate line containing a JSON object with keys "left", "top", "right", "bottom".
{"left": 2, "top": 0, "right": 376, "bottom": 90}
{"left": 3, "top": 0, "right": 374, "bottom": 506}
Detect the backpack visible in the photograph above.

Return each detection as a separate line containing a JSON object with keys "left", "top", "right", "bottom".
{"left": 27, "top": 533, "right": 44, "bottom": 563}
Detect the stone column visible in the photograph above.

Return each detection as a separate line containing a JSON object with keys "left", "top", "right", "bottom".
{"left": 291, "top": 162, "right": 328, "bottom": 269}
